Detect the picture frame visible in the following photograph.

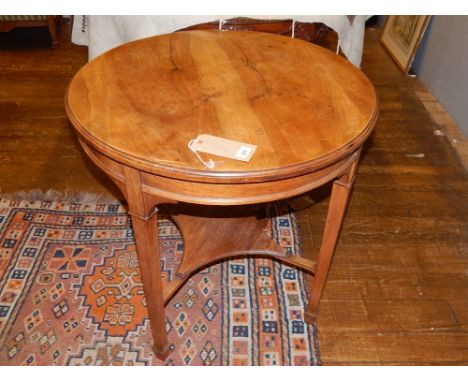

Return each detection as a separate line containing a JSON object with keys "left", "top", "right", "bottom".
{"left": 380, "top": 15, "right": 431, "bottom": 75}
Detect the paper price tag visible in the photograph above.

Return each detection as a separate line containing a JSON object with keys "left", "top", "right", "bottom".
{"left": 235, "top": 146, "right": 253, "bottom": 160}
{"left": 189, "top": 134, "right": 257, "bottom": 162}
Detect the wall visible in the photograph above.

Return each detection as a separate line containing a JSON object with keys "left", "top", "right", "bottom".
{"left": 412, "top": 16, "right": 468, "bottom": 137}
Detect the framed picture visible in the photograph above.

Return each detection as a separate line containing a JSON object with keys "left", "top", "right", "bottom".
{"left": 380, "top": 16, "right": 431, "bottom": 75}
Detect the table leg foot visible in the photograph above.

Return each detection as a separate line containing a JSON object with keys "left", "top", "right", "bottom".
{"left": 153, "top": 343, "right": 172, "bottom": 361}
{"left": 304, "top": 310, "right": 318, "bottom": 325}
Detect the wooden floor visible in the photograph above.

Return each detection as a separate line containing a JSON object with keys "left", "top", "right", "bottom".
{"left": 1, "top": 19, "right": 467, "bottom": 365}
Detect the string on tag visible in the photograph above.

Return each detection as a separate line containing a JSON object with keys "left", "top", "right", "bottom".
{"left": 291, "top": 19, "right": 296, "bottom": 39}
{"left": 188, "top": 140, "right": 215, "bottom": 169}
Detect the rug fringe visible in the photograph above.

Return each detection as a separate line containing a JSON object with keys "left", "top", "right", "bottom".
{"left": 0, "top": 189, "right": 122, "bottom": 204}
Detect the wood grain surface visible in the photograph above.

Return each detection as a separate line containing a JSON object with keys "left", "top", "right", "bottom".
{"left": 66, "top": 30, "right": 377, "bottom": 180}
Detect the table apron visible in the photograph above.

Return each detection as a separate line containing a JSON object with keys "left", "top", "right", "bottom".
{"left": 80, "top": 138, "right": 359, "bottom": 206}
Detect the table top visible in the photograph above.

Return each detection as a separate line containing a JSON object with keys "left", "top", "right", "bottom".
{"left": 66, "top": 30, "right": 378, "bottom": 182}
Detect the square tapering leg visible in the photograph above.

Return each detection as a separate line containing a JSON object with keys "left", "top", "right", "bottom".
{"left": 124, "top": 167, "right": 170, "bottom": 360}
{"left": 305, "top": 157, "right": 359, "bottom": 324}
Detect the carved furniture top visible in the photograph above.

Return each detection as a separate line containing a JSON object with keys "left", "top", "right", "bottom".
{"left": 66, "top": 30, "right": 378, "bottom": 183}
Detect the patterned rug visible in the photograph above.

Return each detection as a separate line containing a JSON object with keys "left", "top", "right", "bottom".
{"left": 0, "top": 198, "right": 320, "bottom": 366}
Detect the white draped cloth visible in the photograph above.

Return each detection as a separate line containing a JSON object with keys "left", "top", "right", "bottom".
{"left": 71, "top": 15, "right": 370, "bottom": 67}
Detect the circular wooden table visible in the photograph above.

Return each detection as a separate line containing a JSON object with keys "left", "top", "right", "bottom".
{"left": 65, "top": 30, "right": 378, "bottom": 360}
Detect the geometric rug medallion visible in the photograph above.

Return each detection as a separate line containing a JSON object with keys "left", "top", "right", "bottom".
{"left": 0, "top": 199, "right": 320, "bottom": 365}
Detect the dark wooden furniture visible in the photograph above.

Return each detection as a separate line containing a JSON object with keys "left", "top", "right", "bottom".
{"left": 65, "top": 30, "right": 378, "bottom": 360}
{"left": 181, "top": 17, "right": 335, "bottom": 45}
{"left": 0, "top": 15, "right": 60, "bottom": 48}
